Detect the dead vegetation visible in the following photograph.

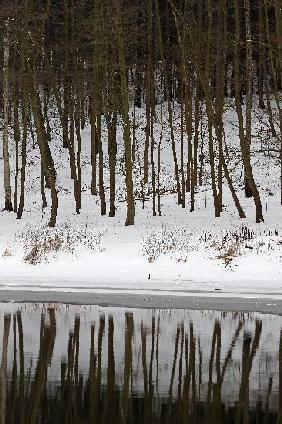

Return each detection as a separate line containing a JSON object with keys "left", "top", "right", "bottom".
{"left": 16, "top": 224, "right": 105, "bottom": 265}
{"left": 215, "top": 227, "right": 280, "bottom": 268}
{"left": 2, "top": 248, "right": 12, "bottom": 258}
{"left": 142, "top": 225, "right": 281, "bottom": 269}
{"left": 142, "top": 225, "right": 195, "bottom": 263}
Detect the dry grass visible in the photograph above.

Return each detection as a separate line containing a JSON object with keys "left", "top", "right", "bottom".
{"left": 17, "top": 223, "right": 105, "bottom": 265}
{"left": 141, "top": 225, "right": 194, "bottom": 263}
{"left": 142, "top": 225, "right": 281, "bottom": 269}
{"left": 2, "top": 248, "right": 13, "bottom": 258}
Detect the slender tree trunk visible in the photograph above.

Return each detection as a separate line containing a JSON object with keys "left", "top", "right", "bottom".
{"left": 74, "top": 102, "right": 82, "bottom": 214}
{"left": 234, "top": 0, "right": 264, "bottom": 222}
{"left": 271, "top": 0, "right": 282, "bottom": 205}
{"left": 180, "top": 97, "right": 186, "bottom": 208}
{"left": 144, "top": 0, "right": 153, "bottom": 188}
{"left": 90, "top": 98, "right": 97, "bottom": 196}
{"left": 258, "top": 1, "right": 266, "bottom": 110}
{"left": 244, "top": 0, "right": 255, "bottom": 199}
{"left": 114, "top": 0, "right": 135, "bottom": 225}
{"left": 17, "top": 80, "right": 28, "bottom": 219}
{"left": 3, "top": 23, "right": 13, "bottom": 211}
{"left": 97, "top": 113, "right": 106, "bottom": 216}
{"left": 208, "top": 122, "right": 221, "bottom": 217}
{"left": 215, "top": 0, "right": 227, "bottom": 212}
{"left": 157, "top": 133, "right": 162, "bottom": 216}
{"left": 194, "top": 80, "right": 200, "bottom": 189}
{"left": 30, "top": 67, "right": 58, "bottom": 227}
{"left": 155, "top": 0, "right": 182, "bottom": 206}
{"left": 107, "top": 112, "right": 118, "bottom": 217}
{"left": 14, "top": 82, "right": 20, "bottom": 212}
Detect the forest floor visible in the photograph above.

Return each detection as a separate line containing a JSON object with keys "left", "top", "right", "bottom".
{"left": 0, "top": 102, "right": 281, "bottom": 299}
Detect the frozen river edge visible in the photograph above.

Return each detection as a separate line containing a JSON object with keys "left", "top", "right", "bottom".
{"left": 0, "top": 289, "right": 281, "bottom": 315}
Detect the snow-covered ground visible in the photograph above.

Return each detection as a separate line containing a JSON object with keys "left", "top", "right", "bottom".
{"left": 0, "top": 102, "right": 281, "bottom": 298}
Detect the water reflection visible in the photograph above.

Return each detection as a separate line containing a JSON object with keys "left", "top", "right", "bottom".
{"left": 0, "top": 304, "right": 281, "bottom": 423}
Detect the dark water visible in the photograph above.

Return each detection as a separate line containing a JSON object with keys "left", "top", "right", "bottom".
{"left": 0, "top": 304, "right": 281, "bottom": 424}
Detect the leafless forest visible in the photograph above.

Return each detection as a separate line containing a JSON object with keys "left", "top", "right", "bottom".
{"left": 0, "top": 0, "right": 281, "bottom": 226}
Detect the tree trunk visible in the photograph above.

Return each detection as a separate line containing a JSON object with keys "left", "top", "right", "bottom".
{"left": 107, "top": 112, "right": 118, "bottom": 217}
{"left": 30, "top": 68, "right": 58, "bottom": 227}
{"left": 14, "top": 82, "right": 20, "bottom": 212}
{"left": 97, "top": 113, "right": 106, "bottom": 216}
{"left": 3, "top": 23, "right": 13, "bottom": 211}
{"left": 90, "top": 98, "right": 97, "bottom": 196}
{"left": 114, "top": 0, "right": 135, "bottom": 226}
{"left": 74, "top": 105, "right": 82, "bottom": 214}
{"left": 234, "top": 0, "right": 264, "bottom": 222}
{"left": 17, "top": 75, "right": 28, "bottom": 220}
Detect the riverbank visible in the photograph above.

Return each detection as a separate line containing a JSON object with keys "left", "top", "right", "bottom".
{"left": 0, "top": 191, "right": 281, "bottom": 296}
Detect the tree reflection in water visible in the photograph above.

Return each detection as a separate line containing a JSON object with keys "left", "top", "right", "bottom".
{"left": 0, "top": 305, "right": 281, "bottom": 424}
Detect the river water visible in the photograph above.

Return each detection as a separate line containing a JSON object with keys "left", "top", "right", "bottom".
{"left": 0, "top": 303, "right": 281, "bottom": 423}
